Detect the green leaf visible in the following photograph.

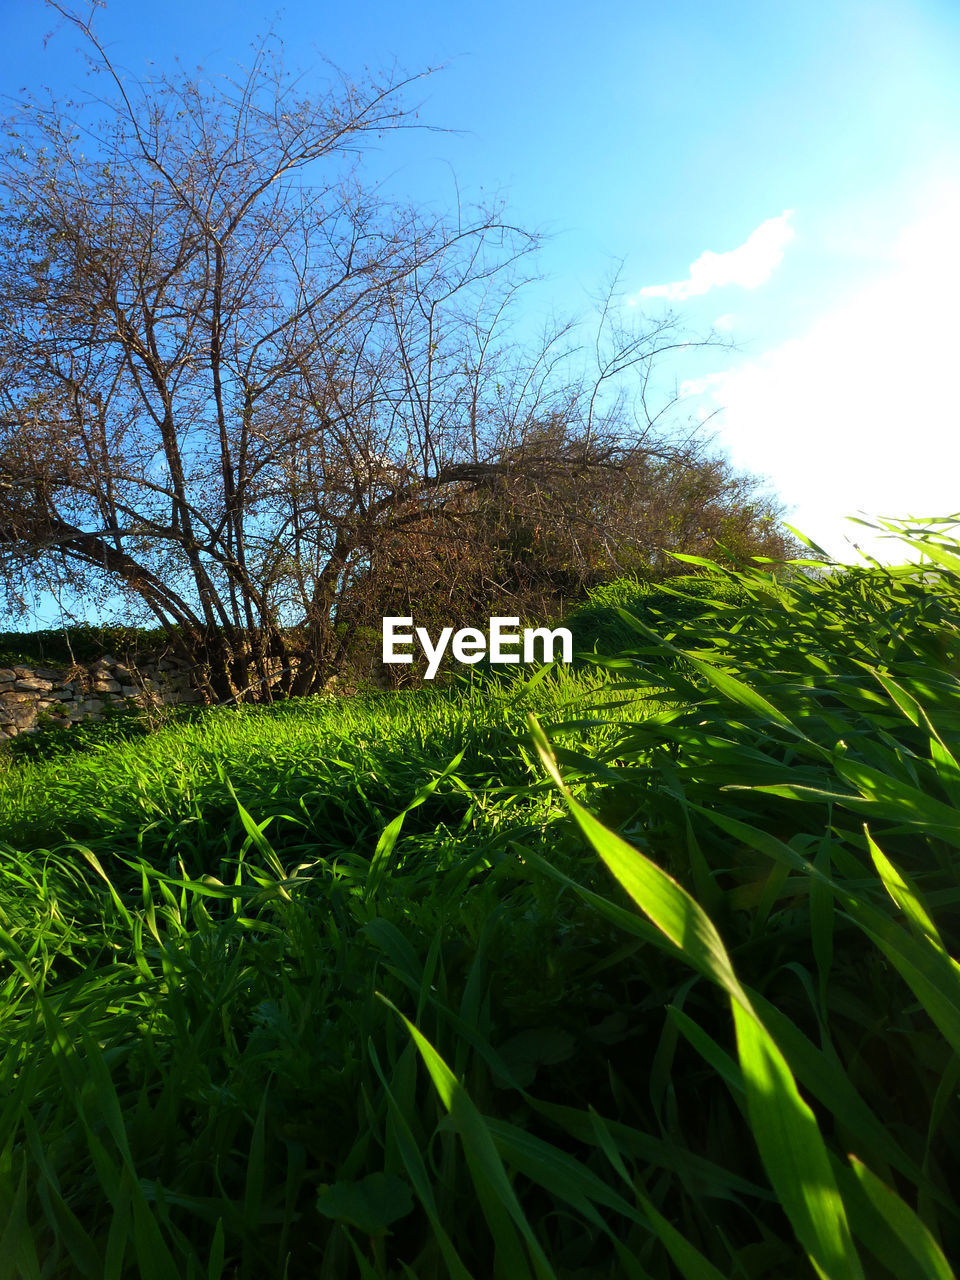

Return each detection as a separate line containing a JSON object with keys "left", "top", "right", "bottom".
{"left": 528, "top": 714, "right": 864, "bottom": 1280}
{"left": 316, "top": 1173, "right": 414, "bottom": 1237}
{"left": 494, "top": 1028, "right": 576, "bottom": 1088}
{"left": 865, "top": 827, "right": 944, "bottom": 946}
{"left": 368, "top": 1041, "right": 476, "bottom": 1280}
{"left": 381, "top": 995, "right": 556, "bottom": 1280}
{"left": 0, "top": 1161, "right": 42, "bottom": 1280}
{"left": 842, "top": 1156, "right": 955, "bottom": 1280}
{"left": 365, "top": 750, "right": 466, "bottom": 899}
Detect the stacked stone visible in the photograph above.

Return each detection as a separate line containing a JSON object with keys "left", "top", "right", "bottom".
{"left": 0, "top": 667, "right": 70, "bottom": 738}
{"left": 151, "top": 655, "right": 203, "bottom": 705}
{"left": 0, "top": 644, "right": 377, "bottom": 741}
{"left": 0, "top": 651, "right": 199, "bottom": 740}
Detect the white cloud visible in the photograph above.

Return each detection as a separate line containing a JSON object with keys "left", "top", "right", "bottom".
{"left": 712, "top": 312, "right": 736, "bottom": 331}
{"left": 636, "top": 211, "right": 795, "bottom": 302}
{"left": 690, "top": 190, "right": 960, "bottom": 561}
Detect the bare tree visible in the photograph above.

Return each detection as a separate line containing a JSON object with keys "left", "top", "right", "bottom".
{"left": 0, "top": 6, "right": 763, "bottom": 700}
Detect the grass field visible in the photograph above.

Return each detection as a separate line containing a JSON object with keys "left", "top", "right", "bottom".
{"left": 2, "top": 523, "right": 960, "bottom": 1278}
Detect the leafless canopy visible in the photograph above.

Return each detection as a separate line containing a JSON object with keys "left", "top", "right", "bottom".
{"left": 0, "top": 6, "right": 776, "bottom": 699}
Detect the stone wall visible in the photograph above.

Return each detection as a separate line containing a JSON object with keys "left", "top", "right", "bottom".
{"left": 0, "top": 651, "right": 203, "bottom": 741}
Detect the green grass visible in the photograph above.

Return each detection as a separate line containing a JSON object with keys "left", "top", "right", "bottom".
{"left": 2, "top": 519, "right": 960, "bottom": 1277}
{"left": 565, "top": 571, "right": 754, "bottom": 657}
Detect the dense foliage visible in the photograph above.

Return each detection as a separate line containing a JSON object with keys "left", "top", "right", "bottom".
{"left": 0, "top": 624, "right": 170, "bottom": 671}
{"left": 2, "top": 521, "right": 960, "bottom": 1277}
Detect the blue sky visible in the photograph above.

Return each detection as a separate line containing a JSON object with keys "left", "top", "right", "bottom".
{"left": 3, "top": 0, "right": 960, "bottom": 575}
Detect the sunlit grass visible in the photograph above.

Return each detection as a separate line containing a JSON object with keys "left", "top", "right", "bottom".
{"left": 2, "top": 519, "right": 960, "bottom": 1276}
